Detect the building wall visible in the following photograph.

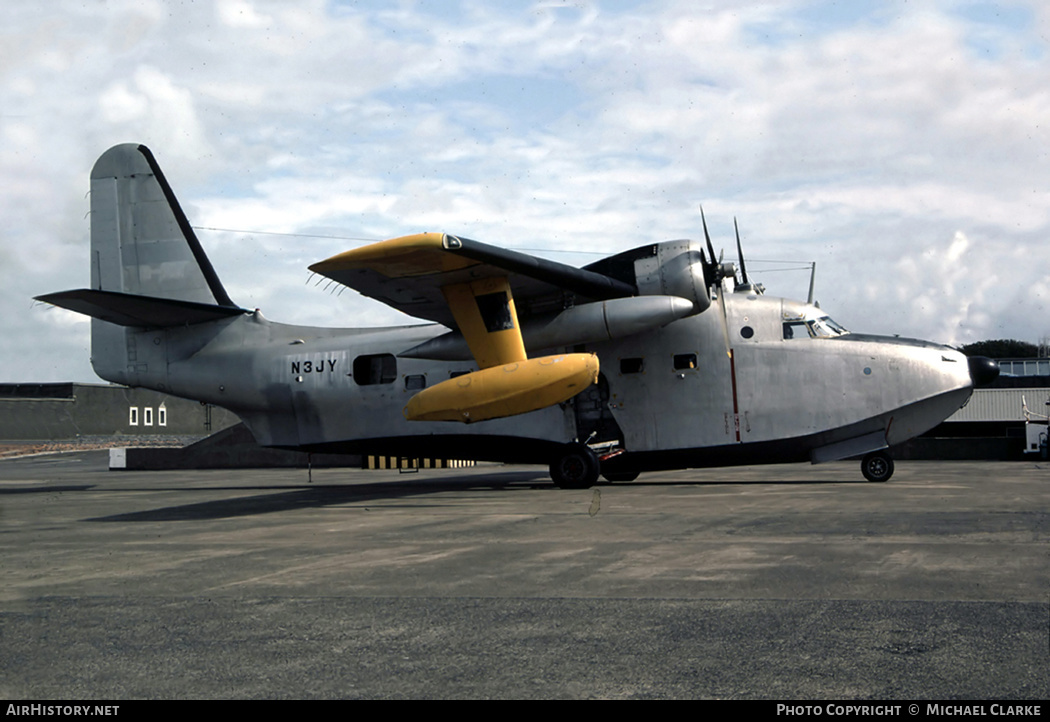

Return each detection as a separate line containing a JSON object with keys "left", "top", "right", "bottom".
{"left": 946, "top": 387, "right": 1050, "bottom": 423}
{"left": 0, "top": 383, "right": 239, "bottom": 439}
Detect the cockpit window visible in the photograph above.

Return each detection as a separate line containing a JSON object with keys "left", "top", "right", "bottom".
{"left": 814, "top": 316, "right": 849, "bottom": 336}
{"left": 783, "top": 316, "right": 849, "bottom": 340}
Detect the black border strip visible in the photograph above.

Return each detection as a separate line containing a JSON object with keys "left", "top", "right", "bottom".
{"left": 449, "top": 235, "right": 637, "bottom": 300}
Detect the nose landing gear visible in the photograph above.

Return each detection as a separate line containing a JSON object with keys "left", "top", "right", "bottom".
{"left": 861, "top": 450, "right": 894, "bottom": 482}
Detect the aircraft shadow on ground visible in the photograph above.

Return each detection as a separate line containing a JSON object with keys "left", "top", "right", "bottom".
{"left": 623, "top": 477, "right": 870, "bottom": 487}
{"left": 85, "top": 470, "right": 551, "bottom": 522}
{"left": 84, "top": 470, "right": 867, "bottom": 522}
{"left": 0, "top": 485, "right": 95, "bottom": 495}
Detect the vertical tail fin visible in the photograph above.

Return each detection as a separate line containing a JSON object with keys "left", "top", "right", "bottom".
{"left": 88, "top": 144, "right": 240, "bottom": 385}
{"left": 37, "top": 144, "right": 243, "bottom": 386}
{"left": 89, "top": 144, "right": 235, "bottom": 306}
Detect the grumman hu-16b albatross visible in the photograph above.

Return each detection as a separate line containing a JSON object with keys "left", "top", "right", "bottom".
{"left": 38, "top": 144, "right": 1000, "bottom": 487}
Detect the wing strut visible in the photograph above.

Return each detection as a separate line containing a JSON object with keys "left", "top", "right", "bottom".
{"left": 407, "top": 274, "right": 598, "bottom": 422}
{"left": 441, "top": 277, "right": 527, "bottom": 368}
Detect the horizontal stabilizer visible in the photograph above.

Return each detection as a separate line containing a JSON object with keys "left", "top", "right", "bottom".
{"left": 36, "top": 289, "right": 247, "bottom": 328}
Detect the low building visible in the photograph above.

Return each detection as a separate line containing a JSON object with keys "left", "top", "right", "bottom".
{"left": 898, "top": 359, "right": 1050, "bottom": 460}
{"left": 0, "top": 383, "right": 239, "bottom": 440}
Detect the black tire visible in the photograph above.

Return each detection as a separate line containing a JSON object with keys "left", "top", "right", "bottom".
{"left": 601, "top": 470, "right": 640, "bottom": 483}
{"left": 861, "top": 451, "right": 894, "bottom": 482}
{"left": 549, "top": 444, "right": 600, "bottom": 489}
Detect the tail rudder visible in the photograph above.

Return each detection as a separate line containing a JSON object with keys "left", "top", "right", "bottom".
{"left": 89, "top": 143, "right": 234, "bottom": 306}
{"left": 37, "top": 144, "right": 244, "bottom": 386}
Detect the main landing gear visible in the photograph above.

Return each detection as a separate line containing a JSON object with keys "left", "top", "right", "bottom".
{"left": 548, "top": 443, "right": 641, "bottom": 488}
{"left": 861, "top": 450, "right": 894, "bottom": 482}
{"left": 550, "top": 445, "right": 895, "bottom": 486}
{"left": 548, "top": 443, "right": 600, "bottom": 489}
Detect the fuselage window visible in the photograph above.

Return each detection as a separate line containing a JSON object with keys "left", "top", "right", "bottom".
{"left": 620, "top": 357, "right": 644, "bottom": 374}
{"left": 783, "top": 321, "right": 808, "bottom": 339}
{"left": 404, "top": 374, "right": 426, "bottom": 390}
{"left": 352, "top": 354, "right": 397, "bottom": 385}
{"left": 673, "top": 353, "right": 697, "bottom": 370}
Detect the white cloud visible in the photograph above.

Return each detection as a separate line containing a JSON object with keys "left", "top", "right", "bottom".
{"left": 217, "top": 0, "right": 273, "bottom": 29}
{"left": 5, "top": 0, "right": 1050, "bottom": 385}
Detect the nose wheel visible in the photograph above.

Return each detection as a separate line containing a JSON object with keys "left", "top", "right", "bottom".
{"left": 861, "top": 451, "right": 894, "bottom": 482}
{"left": 549, "top": 443, "right": 600, "bottom": 489}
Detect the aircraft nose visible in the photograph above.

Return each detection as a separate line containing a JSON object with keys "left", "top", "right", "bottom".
{"left": 967, "top": 356, "right": 999, "bottom": 387}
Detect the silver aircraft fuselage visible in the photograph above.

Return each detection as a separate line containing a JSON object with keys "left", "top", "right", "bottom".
{"left": 41, "top": 144, "right": 991, "bottom": 485}
{"left": 104, "top": 253, "right": 974, "bottom": 471}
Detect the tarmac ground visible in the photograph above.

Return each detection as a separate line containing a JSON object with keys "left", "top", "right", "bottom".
{"left": 1, "top": 452, "right": 1047, "bottom": 699}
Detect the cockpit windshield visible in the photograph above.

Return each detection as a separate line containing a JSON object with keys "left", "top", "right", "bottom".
{"left": 783, "top": 315, "right": 849, "bottom": 340}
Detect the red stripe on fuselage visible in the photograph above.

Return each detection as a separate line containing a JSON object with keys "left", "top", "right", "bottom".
{"left": 729, "top": 349, "right": 740, "bottom": 442}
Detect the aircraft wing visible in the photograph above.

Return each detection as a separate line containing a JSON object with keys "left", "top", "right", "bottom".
{"left": 308, "top": 232, "right": 636, "bottom": 329}
{"left": 311, "top": 233, "right": 617, "bottom": 422}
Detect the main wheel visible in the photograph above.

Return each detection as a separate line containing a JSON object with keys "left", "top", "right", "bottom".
{"left": 549, "top": 444, "right": 600, "bottom": 489}
{"left": 861, "top": 451, "right": 894, "bottom": 482}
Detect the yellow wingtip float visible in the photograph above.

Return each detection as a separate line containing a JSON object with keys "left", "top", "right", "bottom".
{"left": 404, "top": 353, "right": 599, "bottom": 423}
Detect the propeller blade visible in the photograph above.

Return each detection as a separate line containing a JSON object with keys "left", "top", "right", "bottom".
{"left": 734, "top": 217, "right": 748, "bottom": 286}
{"left": 699, "top": 205, "right": 722, "bottom": 289}
{"left": 807, "top": 261, "right": 817, "bottom": 305}
{"left": 699, "top": 207, "right": 731, "bottom": 357}
{"left": 700, "top": 206, "right": 717, "bottom": 264}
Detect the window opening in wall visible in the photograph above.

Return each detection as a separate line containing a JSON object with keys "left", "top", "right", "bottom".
{"left": 352, "top": 354, "right": 397, "bottom": 385}
{"left": 620, "top": 357, "right": 644, "bottom": 374}
{"left": 673, "top": 353, "right": 697, "bottom": 370}
{"left": 129, "top": 407, "right": 139, "bottom": 426}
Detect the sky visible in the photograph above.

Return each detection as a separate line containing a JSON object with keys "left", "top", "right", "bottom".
{"left": 5, "top": 0, "right": 1050, "bottom": 383}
